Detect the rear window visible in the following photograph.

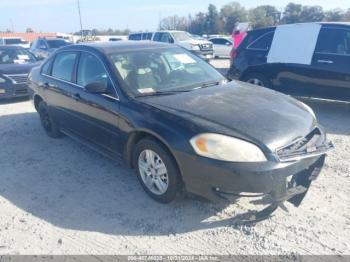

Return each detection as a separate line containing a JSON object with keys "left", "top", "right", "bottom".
{"left": 247, "top": 32, "right": 274, "bottom": 51}
{"left": 51, "top": 52, "right": 77, "bottom": 82}
{"left": 47, "top": 40, "right": 69, "bottom": 49}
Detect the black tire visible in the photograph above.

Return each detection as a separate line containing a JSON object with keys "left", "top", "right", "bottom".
{"left": 38, "top": 101, "right": 63, "bottom": 138}
{"left": 133, "top": 138, "right": 182, "bottom": 203}
{"left": 243, "top": 73, "right": 271, "bottom": 88}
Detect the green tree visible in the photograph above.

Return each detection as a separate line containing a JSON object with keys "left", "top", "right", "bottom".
{"left": 205, "top": 4, "right": 222, "bottom": 34}
{"left": 188, "top": 12, "right": 207, "bottom": 35}
{"left": 324, "top": 9, "right": 345, "bottom": 22}
{"left": 220, "top": 2, "right": 247, "bottom": 33}
{"left": 300, "top": 6, "right": 325, "bottom": 22}
{"left": 249, "top": 5, "right": 279, "bottom": 29}
{"left": 281, "top": 3, "right": 303, "bottom": 24}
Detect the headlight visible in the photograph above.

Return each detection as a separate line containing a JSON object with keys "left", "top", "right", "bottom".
{"left": 190, "top": 133, "right": 267, "bottom": 162}
{"left": 300, "top": 102, "right": 316, "bottom": 120}
{"left": 191, "top": 45, "right": 200, "bottom": 51}
{"left": 0, "top": 77, "right": 6, "bottom": 83}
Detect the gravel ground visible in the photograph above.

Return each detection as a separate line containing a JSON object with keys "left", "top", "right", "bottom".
{"left": 0, "top": 60, "right": 349, "bottom": 255}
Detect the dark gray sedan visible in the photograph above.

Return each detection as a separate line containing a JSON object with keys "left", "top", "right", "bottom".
{"left": 0, "top": 46, "right": 40, "bottom": 99}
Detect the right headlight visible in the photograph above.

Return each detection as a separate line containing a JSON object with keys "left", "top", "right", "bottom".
{"left": 190, "top": 133, "right": 267, "bottom": 162}
{"left": 0, "top": 76, "right": 6, "bottom": 83}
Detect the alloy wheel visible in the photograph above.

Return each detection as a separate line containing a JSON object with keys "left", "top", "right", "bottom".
{"left": 138, "top": 150, "right": 169, "bottom": 195}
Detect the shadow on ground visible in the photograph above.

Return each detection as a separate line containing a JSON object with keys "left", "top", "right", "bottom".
{"left": 0, "top": 99, "right": 348, "bottom": 236}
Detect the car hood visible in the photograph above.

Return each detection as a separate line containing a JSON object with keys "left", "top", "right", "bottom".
{"left": 0, "top": 62, "right": 41, "bottom": 75}
{"left": 139, "top": 81, "right": 316, "bottom": 152}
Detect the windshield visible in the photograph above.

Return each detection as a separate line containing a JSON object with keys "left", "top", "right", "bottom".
{"left": 109, "top": 48, "right": 225, "bottom": 96}
{"left": 47, "top": 40, "right": 70, "bottom": 49}
{"left": 0, "top": 48, "right": 37, "bottom": 64}
{"left": 171, "top": 32, "right": 192, "bottom": 42}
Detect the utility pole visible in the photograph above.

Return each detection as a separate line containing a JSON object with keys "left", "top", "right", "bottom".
{"left": 77, "top": 0, "right": 83, "bottom": 41}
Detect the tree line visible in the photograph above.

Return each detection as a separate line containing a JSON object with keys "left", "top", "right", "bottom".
{"left": 159, "top": 2, "right": 350, "bottom": 35}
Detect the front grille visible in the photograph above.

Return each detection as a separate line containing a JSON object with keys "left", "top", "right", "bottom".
{"left": 4, "top": 74, "right": 28, "bottom": 85}
{"left": 200, "top": 43, "right": 213, "bottom": 51}
{"left": 15, "top": 89, "right": 28, "bottom": 95}
{"left": 276, "top": 128, "right": 327, "bottom": 162}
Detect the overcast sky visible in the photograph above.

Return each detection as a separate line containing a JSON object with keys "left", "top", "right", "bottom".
{"left": 0, "top": 0, "right": 349, "bottom": 33}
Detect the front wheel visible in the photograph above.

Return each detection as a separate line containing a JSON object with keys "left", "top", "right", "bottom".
{"left": 133, "top": 138, "right": 182, "bottom": 203}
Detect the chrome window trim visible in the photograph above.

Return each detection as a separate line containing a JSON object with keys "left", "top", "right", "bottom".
{"left": 40, "top": 49, "right": 120, "bottom": 100}
{"left": 246, "top": 31, "right": 274, "bottom": 51}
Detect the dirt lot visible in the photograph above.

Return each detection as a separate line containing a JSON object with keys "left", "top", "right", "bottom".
{"left": 0, "top": 60, "right": 349, "bottom": 255}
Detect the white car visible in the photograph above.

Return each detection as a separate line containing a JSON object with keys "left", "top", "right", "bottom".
{"left": 129, "top": 31, "right": 214, "bottom": 60}
{"left": 209, "top": 37, "right": 233, "bottom": 58}
{"left": 0, "top": 38, "right": 30, "bottom": 49}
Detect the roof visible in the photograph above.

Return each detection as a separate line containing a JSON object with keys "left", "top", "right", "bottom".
{"left": 0, "top": 32, "right": 57, "bottom": 42}
{"left": 64, "top": 41, "right": 175, "bottom": 54}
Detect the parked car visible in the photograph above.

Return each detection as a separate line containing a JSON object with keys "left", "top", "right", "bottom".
{"left": 128, "top": 31, "right": 214, "bottom": 61}
{"left": 209, "top": 37, "right": 233, "bottom": 58}
{"left": 227, "top": 22, "right": 350, "bottom": 102}
{"left": 30, "top": 38, "right": 71, "bottom": 59}
{"left": 0, "top": 37, "right": 30, "bottom": 49}
{"left": 28, "top": 42, "right": 333, "bottom": 218}
{"left": 0, "top": 46, "right": 39, "bottom": 99}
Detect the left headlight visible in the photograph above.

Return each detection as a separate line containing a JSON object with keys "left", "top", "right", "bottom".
{"left": 0, "top": 76, "right": 6, "bottom": 83}
{"left": 190, "top": 133, "right": 267, "bottom": 162}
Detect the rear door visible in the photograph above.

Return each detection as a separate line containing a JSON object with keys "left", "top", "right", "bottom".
{"left": 311, "top": 26, "right": 350, "bottom": 101}
{"left": 41, "top": 51, "right": 80, "bottom": 131}
{"left": 210, "top": 38, "right": 232, "bottom": 57}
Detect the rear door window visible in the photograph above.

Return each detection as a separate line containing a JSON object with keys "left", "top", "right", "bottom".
{"left": 315, "top": 28, "right": 350, "bottom": 55}
{"left": 51, "top": 52, "right": 77, "bottom": 82}
{"left": 247, "top": 32, "right": 274, "bottom": 51}
{"left": 129, "top": 34, "right": 142, "bottom": 40}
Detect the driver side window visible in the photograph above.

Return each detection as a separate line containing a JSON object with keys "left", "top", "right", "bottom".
{"left": 77, "top": 52, "right": 113, "bottom": 93}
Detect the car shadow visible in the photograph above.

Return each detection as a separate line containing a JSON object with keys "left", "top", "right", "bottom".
{"left": 0, "top": 100, "right": 348, "bottom": 236}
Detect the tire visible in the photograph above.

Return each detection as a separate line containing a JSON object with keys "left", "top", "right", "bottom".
{"left": 243, "top": 73, "right": 271, "bottom": 88}
{"left": 38, "top": 101, "right": 63, "bottom": 138}
{"left": 133, "top": 138, "right": 182, "bottom": 203}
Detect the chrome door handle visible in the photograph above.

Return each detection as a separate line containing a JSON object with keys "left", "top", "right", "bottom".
{"left": 317, "top": 60, "right": 334, "bottom": 64}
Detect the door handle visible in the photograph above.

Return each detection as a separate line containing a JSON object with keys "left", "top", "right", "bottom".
{"left": 317, "top": 60, "right": 334, "bottom": 64}
{"left": 71, "top": 93, "right": 81, "bottom": 101}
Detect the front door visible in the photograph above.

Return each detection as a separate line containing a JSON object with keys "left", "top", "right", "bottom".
{"left": 72, "top": 52, "right": 122, "bottom": 155}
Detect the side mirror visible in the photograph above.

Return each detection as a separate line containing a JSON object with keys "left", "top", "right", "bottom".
{"left": 85, "top": 82, "right": 107, "bottom": 93}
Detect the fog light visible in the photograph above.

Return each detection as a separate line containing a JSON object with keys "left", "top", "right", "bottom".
{"left": 0, "top": 89, "right": 6, "bottom": 94}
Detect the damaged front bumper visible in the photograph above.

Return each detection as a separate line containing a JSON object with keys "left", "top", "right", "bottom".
{"left": 176, "top": 130, "right": 334, "bottom": 222}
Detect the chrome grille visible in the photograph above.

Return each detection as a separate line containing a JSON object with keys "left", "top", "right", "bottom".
{"left": 4, "top": 74, "right": 28, "bottom": 85}
{"left": 200, "top": 43, "right": 213, "bottom": 51}
{"left": 276, "top": 128, "right": 328, "bottom": 162}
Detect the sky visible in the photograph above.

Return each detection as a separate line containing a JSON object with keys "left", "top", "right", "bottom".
{"left": 0, "top": 0, "right": 349, "bottom": 33}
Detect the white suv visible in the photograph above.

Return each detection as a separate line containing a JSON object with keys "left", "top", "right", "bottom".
{"left": 129, "top": 31, "right": 214, "bottom": 60}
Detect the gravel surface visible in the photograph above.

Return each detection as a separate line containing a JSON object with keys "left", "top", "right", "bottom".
{"left": 0, "top": 60, "right": 349, "bottom": 255}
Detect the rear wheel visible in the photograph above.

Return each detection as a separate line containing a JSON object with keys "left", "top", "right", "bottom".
{"left": 38, "top": 101, "right": 63, "bottom": 138}
{"left": 243, "top": 73, "right": 271, "bottom": 88}
{"left": 133, "top": 138, "right": 182, "bottom": 203}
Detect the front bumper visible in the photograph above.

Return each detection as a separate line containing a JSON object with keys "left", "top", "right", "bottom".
{"left": 176, "top": 148, "right": 329, "bottom": 206}
{"left": 0, "top": 83, "right": 29, "bottom": 99}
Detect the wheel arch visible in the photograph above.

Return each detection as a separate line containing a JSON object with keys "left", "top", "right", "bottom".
{"left": 125, "top": 129, "right": 183, "bottom": 182}
{"left": 33, "top": 94, "right": 44, "bottom": 111}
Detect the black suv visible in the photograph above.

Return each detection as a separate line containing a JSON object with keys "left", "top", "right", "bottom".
{"left": 227, "top": 22, "right": 350, "bottom": 102}
{"left": 30, "top": 38, "right": 71, "bottom": 59}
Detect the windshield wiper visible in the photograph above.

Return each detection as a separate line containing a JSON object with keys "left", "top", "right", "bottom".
{"left": 135, "top": 89, "right": 192, "bottom": 98}
{"left": 198, "top": 81, "right": 221, "bottom": 89}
